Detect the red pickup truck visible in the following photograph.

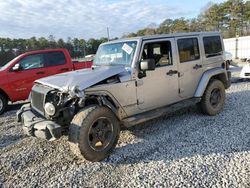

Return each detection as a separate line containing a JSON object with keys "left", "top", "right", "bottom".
{"left": 0, "top": 48, "right": 92, "bottom": 114}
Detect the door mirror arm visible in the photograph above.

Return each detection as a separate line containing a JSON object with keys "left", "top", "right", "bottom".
{"left": 138, "top": 59, "right": 155, "bottom": 78}
{"left": 12, "top": 63, "right": 21, "bottom": 71}
{"left": 138, "top": 70, "right": 146, "bottom": 79}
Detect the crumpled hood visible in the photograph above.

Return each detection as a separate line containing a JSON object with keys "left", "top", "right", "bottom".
{"left": 36, "top": 66, "right": 126, "bottom": 91}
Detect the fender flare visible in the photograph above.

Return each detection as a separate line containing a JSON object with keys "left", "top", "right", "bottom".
{"left": 85, "top": 90, "right": 127, "bottom": 120}
{"left": 194, "top": 67, "right": 229, "bottom": 97}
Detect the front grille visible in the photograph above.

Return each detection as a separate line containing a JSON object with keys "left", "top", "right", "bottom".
{"left": 31, "top": 90, "right": 45, "bottom": 114}
{"left": 31, "top": 84, "right": 52, "bottom": 115}
{"left": 245, "top": 73, "right": 250, "bottom": 76}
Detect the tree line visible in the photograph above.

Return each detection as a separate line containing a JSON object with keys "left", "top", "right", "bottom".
{"left": 125, "top": 0, "right": 250, "bottom": 38}
{"left": 0, "top": 0, "right": 249, "bottom": 66}
{"left": 0, "top": 36, "right": 112, "bottom": 66}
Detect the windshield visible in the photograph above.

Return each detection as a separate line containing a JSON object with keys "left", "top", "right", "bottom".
{"left": 94, "top": 41, "right": 137, "bottom": 66}
{"left": 0, "top": 55, "right": 21, "bottom": 71}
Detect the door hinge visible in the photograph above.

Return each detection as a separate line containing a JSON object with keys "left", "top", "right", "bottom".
{"left": 178, "top": 72, "right": 184, "bottom": 77}
{"left": 179, "top": 88, "right": 184, "bottom": 94}
{"left": 135, "top": 80, "right": 143, "bottom": 87}
{"left": 137, "top": 99, "right": 144, "bottom": 105}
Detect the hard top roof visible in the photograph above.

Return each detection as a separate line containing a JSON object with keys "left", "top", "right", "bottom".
{"left": 103, "top": 32, "right": 221, "bottom": 45}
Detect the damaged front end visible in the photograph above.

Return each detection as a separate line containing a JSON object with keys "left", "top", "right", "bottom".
{"left": 17, "top": 83, "right": 85, "bottom": 141}
{"left": 17, "top": 65, "right": 129, "bottom": 141}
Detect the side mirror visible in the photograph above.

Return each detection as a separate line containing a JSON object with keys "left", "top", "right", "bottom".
{"left": 140, "top": 59, "right": 155, "bottom": 71}
{"left": 12, "top": 63, "right": 20, "bottom": 71}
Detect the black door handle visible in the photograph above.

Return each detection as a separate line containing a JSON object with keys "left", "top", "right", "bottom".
{"left": 60, "top": 68, "right": 69, "bottom": 71}
{"left": 36, "top": 71, "right": 45, "bottom": 75}
{"left": 166, "top": 70, "right": 178, "bottom": 76}
{"left": 193, "top": 64, "right": 202, "bottom": 70}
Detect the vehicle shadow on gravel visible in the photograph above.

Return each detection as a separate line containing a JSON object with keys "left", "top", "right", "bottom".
{"left": 6, "top": 102, "right": 28, "bottom": 112}
{"left": 0, "top": 134, "right": 24, "bottom": 149}
{"left": 108, "top": 89, "right": 250, "bottom": 164}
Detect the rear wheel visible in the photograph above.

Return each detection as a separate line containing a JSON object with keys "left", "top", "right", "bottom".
{"left": 69, "top": 105, "right": 120, "bottom": 162}
{"left": 200, "top": 79, "right": 225, "bottom": 116}
{"left": 0, "top": 93, "right": 8, "bottom": 115}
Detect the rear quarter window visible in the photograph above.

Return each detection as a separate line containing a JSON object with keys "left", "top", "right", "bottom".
{"left": 203, "top": 36, "right": 223, "bottom": 58}
{"left": 45, "top": 52, "right": 66, "bottom": 66}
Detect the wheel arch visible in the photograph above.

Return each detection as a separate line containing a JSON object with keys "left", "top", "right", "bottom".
{"left": 84, "top": 91, "right": 127, "bottom": 120}
{"left": 0, "top": 88, "right": 10, "bottom": 101}
{"left": 194, "top": 68, "right": 229, "bottom": 97}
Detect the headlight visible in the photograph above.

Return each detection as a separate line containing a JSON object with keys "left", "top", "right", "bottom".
{"left": 44, "top": 102, "right": 56, "bottom": 116}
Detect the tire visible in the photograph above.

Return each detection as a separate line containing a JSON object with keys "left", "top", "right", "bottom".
{"left": 199, "top": 79, "right": 225, "bottom": 116}
{"left": 0, "top": 93, "right": 8, "bottom": 115}
{"left": 69, "top": 105, "right": 120, "bottom": 162}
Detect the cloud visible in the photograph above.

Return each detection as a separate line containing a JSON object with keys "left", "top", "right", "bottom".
{"left": 0, "top": 0, "right": 192, "bottom": 39}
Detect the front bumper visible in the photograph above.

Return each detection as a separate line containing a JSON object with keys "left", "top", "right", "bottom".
{"left": 17, "top": 104, "right": 62, "bottom": 141}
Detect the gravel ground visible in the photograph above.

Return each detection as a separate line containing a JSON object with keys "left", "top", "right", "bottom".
{"left": 1, "top": 81, "right": 250, "bottom": 187}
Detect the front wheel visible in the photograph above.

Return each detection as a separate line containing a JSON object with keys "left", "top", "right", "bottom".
{"left": 199, "top": 79, "right": 225, "bottom": 116}
{"left": 69, "top": 105, "right": 120, "bottom": 162}
{"left": 0, "top": 93, "right": 8, "bottom": 115}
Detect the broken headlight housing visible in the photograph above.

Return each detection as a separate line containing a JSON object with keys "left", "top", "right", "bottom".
{"left": 44, "top": 102, "right": 56, "bottom": 116}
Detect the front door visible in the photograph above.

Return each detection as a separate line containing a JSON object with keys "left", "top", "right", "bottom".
{"left": 136, "top": 38, "right": 180, "bottom": 111}
{"left": 7, "top": 53, "right": 49, "bottom": 101}
{"left": 176, "top": 36, "right": 204, "bottom": 98}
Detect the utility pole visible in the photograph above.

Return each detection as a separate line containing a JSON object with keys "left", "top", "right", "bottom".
{"left": 107, "top": 27, "right": 110, "bottom": 41}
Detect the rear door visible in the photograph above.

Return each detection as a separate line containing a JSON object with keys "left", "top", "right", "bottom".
{"left": 45, "top": 51, "right": 73, "bottom": 76}
{"left": 176, "top": 36, "right": 204, "bottom": 98}
{"left": 7, "top": 53, "right": 49, "bottom": 100}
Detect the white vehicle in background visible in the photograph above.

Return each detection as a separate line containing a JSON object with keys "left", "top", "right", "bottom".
{"left": 240, "top": 61, "right": 250, "bottom": 78}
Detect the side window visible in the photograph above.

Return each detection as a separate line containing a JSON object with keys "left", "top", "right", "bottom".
{"left": 177, "top": 38, "right": 200, "bottom": 63}
{"left": 45, "top": 52, "right": 66, "bottom": 66}
{"left": 203, "top": 36, "right": 222, "bottom": 58}
{"left": 141, "top": 41, "right": 172, "bottom": 67}
{"left": 18, "top": 54, "right": 45, "bottom": 70}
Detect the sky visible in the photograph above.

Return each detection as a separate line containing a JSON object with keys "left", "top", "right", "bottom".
{"left": 0, "top": 0, "right": 226, "bottom": 40}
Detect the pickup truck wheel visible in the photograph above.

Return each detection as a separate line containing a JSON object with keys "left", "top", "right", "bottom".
{"left": 200, "top": 79, "right": 225, "bottom": 116}
{"left": 69, "top": 105, "right": 120, "bottom": 162}
{"left": 0, "top": 93, "right": 7, "bottom": 115}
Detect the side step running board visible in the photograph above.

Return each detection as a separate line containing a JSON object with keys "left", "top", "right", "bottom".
{"left": 122, "top": 98, "right": 201, "bottom": 127}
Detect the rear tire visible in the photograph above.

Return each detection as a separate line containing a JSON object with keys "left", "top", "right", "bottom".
{"left": 200, "top": 79, "right": 225, "bottom": 116}
{"left": 69, "top": 105, "right": 120, "bottom": 162}
{"left": 0, "top": 93, "right": 8, "bottom": 115}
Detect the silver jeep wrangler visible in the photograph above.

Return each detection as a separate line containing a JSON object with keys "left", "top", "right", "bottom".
{"left": 17, "top": 32, "right": 231, "bottom": 161}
